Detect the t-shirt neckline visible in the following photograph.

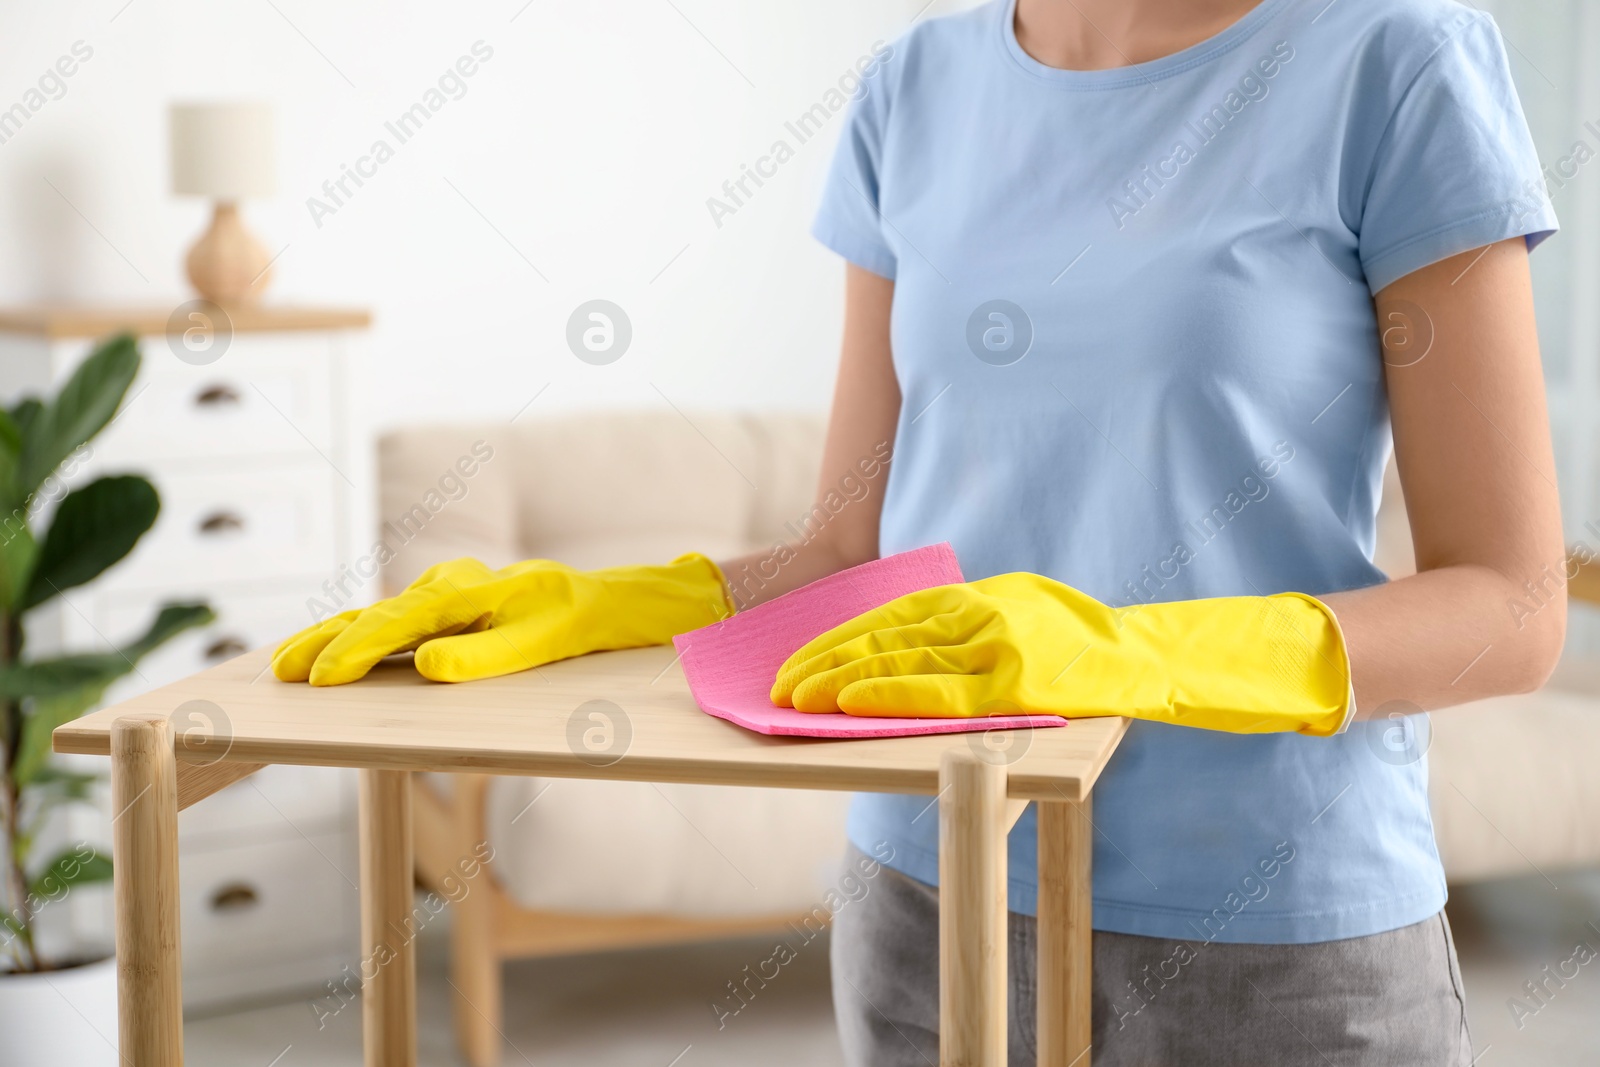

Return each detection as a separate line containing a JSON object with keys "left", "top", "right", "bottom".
{"left": 997, "top": 0, "right": 1292, "bottom": 90}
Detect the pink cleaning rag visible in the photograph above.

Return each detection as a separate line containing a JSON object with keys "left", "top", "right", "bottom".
{"left": 673, "top": 543, "right": 1068, "bottom": 738}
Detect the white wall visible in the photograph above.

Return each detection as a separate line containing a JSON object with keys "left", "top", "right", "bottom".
{"left": 0, "top": 0, "right": 935, "bottom": 431}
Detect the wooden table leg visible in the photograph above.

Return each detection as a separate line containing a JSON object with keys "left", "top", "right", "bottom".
{"left": 446, "top": 774, "right": 502, "bottom": 1067}
{"left": 359, "top": 769, "right": 417, "bottom": 1067}
{"left": 1037, "top": 797, "right": 1093, "bottom": 1067}
{"left": 939, "top": 750, "right": 1009, "bottom": 1067}
{"left": 112, "top": 717, "right": 184, "bottom": 1066}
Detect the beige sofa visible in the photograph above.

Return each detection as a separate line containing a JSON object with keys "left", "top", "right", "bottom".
{"left": 380, "top": 413, "right": 1600, "bottom": 1067}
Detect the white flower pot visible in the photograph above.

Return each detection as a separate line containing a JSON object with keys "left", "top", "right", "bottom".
{"left": 0, "top": 955, "right": 120, "bottom": 1065}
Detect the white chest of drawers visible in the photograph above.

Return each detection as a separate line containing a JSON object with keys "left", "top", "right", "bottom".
{"left": 0, "top": 305, "right": 374, "bottom": 1010}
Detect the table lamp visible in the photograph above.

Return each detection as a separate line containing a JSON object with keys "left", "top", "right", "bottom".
{"left": 170, "top": 102, "right": 277, "bottom": 305}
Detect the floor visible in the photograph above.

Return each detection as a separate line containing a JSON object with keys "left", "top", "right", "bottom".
{"left": 186, "top": 874, "right": 1600, "bottom": 1067}
{"left": 1442, "top": 871, "right": 1600, "bottom": 1067}
{"left": 186, "top": 923, "right": 844, "bottom": 1067}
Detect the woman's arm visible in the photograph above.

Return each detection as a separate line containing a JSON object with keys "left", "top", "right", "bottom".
{"left": 1323, "top": 238, "right": 1567, "bottom": 717}
{"left": 718, "top": 264, "right": 901, "bottom": 609}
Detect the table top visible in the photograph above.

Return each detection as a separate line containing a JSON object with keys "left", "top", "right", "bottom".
{"left": 54, "top": 646, "right": 1128, "bottom": 801}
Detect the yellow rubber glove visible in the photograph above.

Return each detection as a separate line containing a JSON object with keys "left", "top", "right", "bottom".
{"left": 273, "top": 554, "right": 732, "bottom": 686}
{"left": 771, "top": 573, "right": 1352, "bottom": 737}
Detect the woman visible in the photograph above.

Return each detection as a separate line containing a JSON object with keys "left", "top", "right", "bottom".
{"left": 274, "top": 0, "right": 1564, "bottom": 1062}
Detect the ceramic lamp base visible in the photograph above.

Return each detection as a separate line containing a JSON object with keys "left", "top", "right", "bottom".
{"left": 185, "top": 201, "right": 271, "bottom": 305}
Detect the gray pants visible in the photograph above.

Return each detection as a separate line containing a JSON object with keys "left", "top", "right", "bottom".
{"left": 832, "top": 847, "right": 1472, "bottom": 1067}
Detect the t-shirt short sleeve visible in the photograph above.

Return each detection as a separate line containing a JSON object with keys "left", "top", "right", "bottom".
{"left": 1357, "top": 13, "right": 1557, "bottom": 294}
{"left": 812, "top": 75, "right": 898, "bottom": 280}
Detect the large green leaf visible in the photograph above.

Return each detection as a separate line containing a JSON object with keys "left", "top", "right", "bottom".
{"left": 3, "top": 400, "right": 41, "bottom": 517}
{"left": 0, "top": 523, "right": 37, "bottom": 614}
{"left": 0, "top": 656, "right": 128, "bottom": 702}
{"left": 0, "top": 603, "right": 214, "bottom": 701}
{"left": 122, "top": 602, "right": 214, "bottom": 658}
{"left": 10, "top": 687, "right": 114, "bottom": 789}
{"left": 8, "top": 602, "right": 214, "bottom": 785}
{"left": 16, "top": 333, "right": 140, "bottom": 495}
{"left": 0, "top": 408, "right": 20, "bottom": 464}
{"left": 9, "top": 397, "right": 42, "bottom": 439}
{"left": 27, "top": 845, "right": 112, "bottom": 901}
{"left": 0, "top": 411, "right": 19, "bottom": 518}
{"left": 23, "top": 475, "right": 159, "bottom": 610}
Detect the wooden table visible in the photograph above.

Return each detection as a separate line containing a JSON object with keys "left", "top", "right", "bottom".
{"left": 55, "top": 644, "right": 1127, "bottom": 1067}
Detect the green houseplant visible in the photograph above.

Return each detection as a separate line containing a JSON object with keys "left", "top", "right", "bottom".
{"left": 0, "top": 333, "right": 213, "bottom": 975}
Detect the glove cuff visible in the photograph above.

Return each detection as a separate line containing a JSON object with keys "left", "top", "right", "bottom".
{"left": 670, "top": 553, "right": 738, "bottom": 622}
{"left": 1261, "top": 592, "right": 1353, "bottom": 738}
{"left": 582, "top": 552, "right": 736, "bottom": 650}
{"left": 1116, "top": 589, "right": 1352, "bottom": 737}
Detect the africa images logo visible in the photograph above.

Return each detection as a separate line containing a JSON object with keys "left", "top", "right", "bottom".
{"left": 965, "top": 300, "right": 1033, "bottom": 366}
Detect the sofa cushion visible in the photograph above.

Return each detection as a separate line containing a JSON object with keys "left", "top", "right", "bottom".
{"left": 377, "top": 412, "right": 825, "bottom": 589}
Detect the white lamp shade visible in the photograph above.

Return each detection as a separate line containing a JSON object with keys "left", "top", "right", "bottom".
{"left": 170, "top": 102, "right": 277, "bottom": 199}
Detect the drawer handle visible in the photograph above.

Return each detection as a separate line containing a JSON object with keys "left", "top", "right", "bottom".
{"left": 198, "top": 511, "right": 245, "bottom": 535}
{"left": 204, "top": 636, "right": 249, "bottom": 661}
{"left": 209, "top": 883, "right": 260, "bottom": 913}
{"left": 194, "top": 384, "right": 242, "bottom": 407}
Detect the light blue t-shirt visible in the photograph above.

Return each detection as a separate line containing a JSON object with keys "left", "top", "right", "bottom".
{"left": 814, "top": 0, "right": 1556, "bottom": 944}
